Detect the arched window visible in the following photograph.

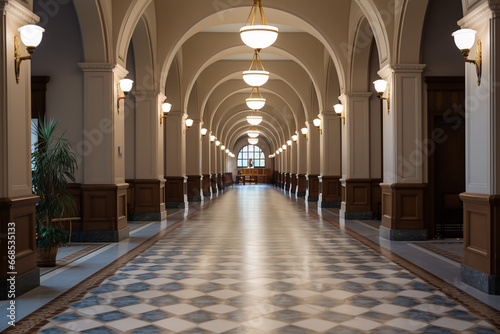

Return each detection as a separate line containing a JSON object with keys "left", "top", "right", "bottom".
{"left": 237, "top": 145, "right": 265, "bottom": 168}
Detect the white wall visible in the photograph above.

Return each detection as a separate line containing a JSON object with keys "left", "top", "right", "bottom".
{"left": 125, "top": 43, "right": 136, "bottom": 180}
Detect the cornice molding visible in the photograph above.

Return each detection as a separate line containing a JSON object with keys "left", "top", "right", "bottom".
{"left": 1, "top": 0, "right": 39, "bottom": 25}
{"left": 78, "top": 63, "right": 116, "bottom": 72}
{"left": 458, "top": 2, "right": 494, "bottom": 27}
{"left": 345, "top": 92, "right": 373, "bottom": 98}
{"left": 133, "top": 90, "right": 161, "bottom": 98}
{"left": 391, "top": 64, "right": 427, "bottom": 72}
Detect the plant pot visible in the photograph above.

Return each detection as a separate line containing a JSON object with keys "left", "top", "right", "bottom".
{"left": 36, "top": 245, "right": 59, "bottom": 267}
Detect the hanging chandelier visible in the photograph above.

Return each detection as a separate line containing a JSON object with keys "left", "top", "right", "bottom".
{"left": 246, "top": 115, "right": 263, "bottom": 126}
{"left": 243, "top": 49, "right": 269, "bottom": 87}
{"left": 240, "top": 0, "right": 278, "bottom": 49}
{"left": 248, "top": 129, "right": 260, "bottom": 138}
{"left": 246, "top": 86, "right": 266, "bottom": 110}
{"left": 248, "top": 138, "right": 259, "bottom": 145}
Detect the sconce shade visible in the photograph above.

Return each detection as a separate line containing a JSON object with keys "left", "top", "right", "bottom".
{"left": 246, "top": 98, "right": 266, "bottom": 110}
{"left": 282, "top": 145, "right": 287, "bottom": 150}
{"left": 210, "top": 135, "right": 215, "bottom": 142}
{"left": 301, "top": 127, "right": 308, "bottom": 135}
{"left": 279, "top": 147, "right": 283, "bottom": 152}
{"left": 373, "top": 79, "right": 388, "bottom": 94}
{"left": 226, "top": 149, "right": 230, "bottom": 153}
{"left": 334, "top": 104, "right": 343, "bottom": 114}
{"left": 292, "top": 134, "right": 298, "bottom": 142}
{"left": 240, "top": 25, "right": 279, "bottom": 49}
{"left": 287, "top": 140, "right": 292, "bottom": 146}
{"left": 216, "top": 140, "right": 220, "bottom": 146}
{"left": 246, "top": 115, "right": 263, "bottom": 125}
{"left": 313, "top": 118, "right": 321, "bottom": 127}
{"left": 185, "top": 118, "right": 194, "bottom": 127}
{"left": 119, "top": 79, "right": 134, "bottom": 93}
{"left": 201, "top": 128, "right": 208, "bottom": 135}
{"left": 221, "top": 145, "right": 226, "bottom": 150}
{"left": 243, "top": 70, "right": 269, "bottom": 87}
{"left": 248, "top": 130, "right": 260, "bottom": 138}
{"left": 452, "top": 29, "right": 476, "bottom": 50}
{"left": 248, "top": 138, "right": 259, "bottom": 145}
{"left": 162, "top": 102, "right": 172, "bottom": 113}
{"left": 18, "top": 25, "right": 45, "bottom": 47}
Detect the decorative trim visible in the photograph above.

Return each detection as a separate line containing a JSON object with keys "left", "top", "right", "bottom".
{"left": 458, "top": 2, "right": 494, "bottom": 27}
{"left": 1, "top": 1, "right": 39, "bottom": 24}
{"left": 344, "top": 92, "right": 373, "bottom": 98}
{"left": 132, "top": 90, "right": 161, "bottom": 98}
{"left": 78, "top": 63, "right": 116, "bottom": 72}
{"left": 391, "top": 64, "right": 427, "bottom": 72}
{"left": 114, "top": 63, "right": 128, "bottom": 79}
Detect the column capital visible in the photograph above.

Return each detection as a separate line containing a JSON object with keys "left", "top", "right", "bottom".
{"left": 378, "top": 64, "right": 426, "bottom": 79}
{"left": 133, "top": 90, "right": 162, "bottom": 98}
{"left": 344, "top": 92, "right": 373, "bottom": 99}
{"left": 78, "top": 63, "right": 129, "bottom": 79}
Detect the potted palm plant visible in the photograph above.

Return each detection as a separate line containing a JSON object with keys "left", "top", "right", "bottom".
{"left": 32, "top": 119, "right": 78, "bottom": 267}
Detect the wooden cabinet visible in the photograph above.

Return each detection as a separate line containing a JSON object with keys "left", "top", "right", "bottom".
{"left": 237, "top": 169, "right": 271, "bottom": 184}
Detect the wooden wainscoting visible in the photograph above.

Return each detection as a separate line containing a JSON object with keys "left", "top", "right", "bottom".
{"left": 0, "top": 195, "right": 40, "bottom": 299}
{"left": 237, "top": 168, "right": 271, "bottom": 184}
{"left": 381, "top": 183, "right": 426, "bottom": 230}
{"left": 165, "top": 176, "right": 187, "bottom": 208}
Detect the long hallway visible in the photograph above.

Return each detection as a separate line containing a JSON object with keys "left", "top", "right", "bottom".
{"left": 23, "top": 186, "right": 500, "bottom": 333}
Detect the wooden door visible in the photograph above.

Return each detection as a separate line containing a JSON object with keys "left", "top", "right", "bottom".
{"left": 426, "top": 77, "right": 465, "bottom": 239}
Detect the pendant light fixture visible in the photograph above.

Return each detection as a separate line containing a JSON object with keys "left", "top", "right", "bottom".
{"left": 246, "top": 115, "right": 263, "bottom": 126}
{"left": 243, "top": 49, "right": 270, "bottom": 87}
{"left": 246, "top": 86, "right": 266, "bottom": 110}
{"left": 247, "top": 129, "right": 260, "bottom": 138}
{"left": 248, "top": 138, "right": 259, "bottom": 145}
{"left": 240, "top": 0, "right": 279, "bottom": 50}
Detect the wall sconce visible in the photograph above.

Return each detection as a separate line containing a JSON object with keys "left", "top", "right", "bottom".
{"left": 210, "top": 135, "right": 216, "bottom": 142}
{"left": 117, "top": 79, "right": 134, "bottom": 114}
{"left": 452, "top": 29, "right": 482, "bottom": 86}
{"left": 226, "top": 149, "right": 230, "bottom": 154}
{"left": 287, "top": 140, "right": 292, "bottom": 146}
{"left": 201, "top": 128, "right": 208, "bottom": 136}
{"left": 334, "top": 103, "right": 345, "bottom": 124}
{"left": 160, "top": 102, "right": 171, "bottom": 125}
{"left": 301, "top": 127, "right": 308, "bottom": 140}
{"left": 15, "top": 25, "right": 45, "bottom": 84}
{"left": 282, "top": 144, "right": 287, "bottom": 151}
{"left": 185, "top": 118, "right": 194, "bottom": 130}
{"left": 373, "top": 79, "right": 390, "bottom": 114}
{"left": 215, "top": 140, "right": 220, "bottom": 146}
{"left": 221, "top": 145, "right": 226, "bottom": 150}
{"left": 313, "top": 117, "right": 322, "bottom": 134}
{"left": 292, "top": 134, "right": 298, "bottom": 142}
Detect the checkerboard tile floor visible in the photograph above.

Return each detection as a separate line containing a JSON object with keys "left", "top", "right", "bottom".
{"left": 39, "top": 187, "right": 499, "bottom": 333}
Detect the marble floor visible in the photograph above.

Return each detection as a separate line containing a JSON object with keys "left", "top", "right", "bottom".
{"left": 8, "top": 185, "right": 500, "bottom": 333}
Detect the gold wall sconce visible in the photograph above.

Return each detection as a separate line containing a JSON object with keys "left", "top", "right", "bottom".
{"left": 313, "top": 117, "right": 322, "bottom": 135}
{"left": 334, "top": 103, "right": 345, "bottom": 124}
{"left": 292, "top": 134, "right": 298, "bottom": 142}
{"left": 160, "top": 102, "right": 171, "bottom": 125}
{"left": 373, "top": 79, "right": 390, "bottom": 114}
{"left": 201, "top": 128, "right": 208, "bottom": 136}
{"left": 452, "top": 29, "right": 482, "bottom": 86}
{"left": 301, "top": 127, "right": 308, "bottom": 140}
{"left": 15, "top": 25, "right": 45, "bottom": 84}
{"left": 117, "top": 79, "right": 133, "bottom": 113}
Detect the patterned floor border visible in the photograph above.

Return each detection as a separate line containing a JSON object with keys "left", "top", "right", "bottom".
{"left": 412, "top": 242, "right": 463, "bottom": 263}
{"left": 39, "top": 244, "right": 107, "bottom": 276}
{"left": 288, "top": 188, "right": 500, "bottom": 331}
{"left": 4, "top": 190, "right": 229, "bottom": 334}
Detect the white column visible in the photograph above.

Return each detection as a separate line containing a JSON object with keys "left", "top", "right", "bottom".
{"left": 202, "top": 130, "right": 211, "bottom": 175}
{"left": 186, "top": 119, "right": 202, "bottom": 176}
{"left": 165, "top": 111, "right": 186, "bottom": 177}
{"left": 306, "top": 121, "right": 321, "bottom": 175}
{"left": 320, "top": 112, "right": 342, "bottom": 176}
{"left": 133, "top": 91, "right": 164, "bottom": 179}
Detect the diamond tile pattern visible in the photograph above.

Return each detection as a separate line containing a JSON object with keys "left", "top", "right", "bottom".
{"left": 40, "top": 187, "right": 499, "bottom": 333}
